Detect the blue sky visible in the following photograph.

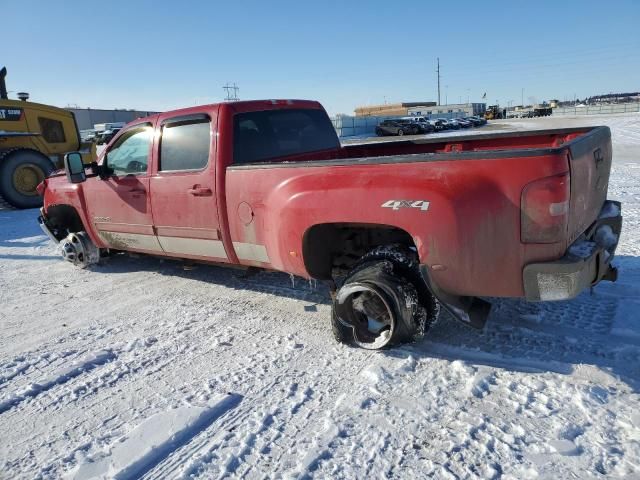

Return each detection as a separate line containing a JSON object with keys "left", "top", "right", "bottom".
{"left": 3, "top": 0, "right": 639, "bottom": 115}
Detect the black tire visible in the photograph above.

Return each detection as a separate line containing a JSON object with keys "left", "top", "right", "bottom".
{"left": 0, "top": 149, "right": 55, "bottom": 209}
{"left": 375, "top": 128, "right": 384, "bottom": 136}
{"left": 411, "top": 125, "right": 420, "bottom": 135}
{"left": 397, "top": 129, "right": 404, "bottom": 136}
{"left": 331, "top": 245, "right": 439, "bottom": 349}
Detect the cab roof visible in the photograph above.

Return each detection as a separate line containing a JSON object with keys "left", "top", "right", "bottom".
{"left": 126, "top": 99, "right": 325, "bottom": 128}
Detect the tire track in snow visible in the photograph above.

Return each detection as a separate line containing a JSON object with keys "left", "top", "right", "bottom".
{"left": 0, "top": 350, "right": 115, "bottom": 414}
{"left": 142, "top": 365, "right": 317, "bottom": 479}
{"left": 0, "top": 349, "right": 81, "bottom": 390}
{"left": 33, "top": 295, "right": 322, "bottom": 478}
{"left": 70, "top": 393, "right": 242, "bottom": 480}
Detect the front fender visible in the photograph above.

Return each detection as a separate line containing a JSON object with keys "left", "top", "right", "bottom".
{"left": 42, "top": 176, "right": 101, "bottom": 246}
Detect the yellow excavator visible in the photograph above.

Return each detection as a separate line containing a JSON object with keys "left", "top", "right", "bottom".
{"left": 0, "top": 66, "right": 95, "bottom": 208}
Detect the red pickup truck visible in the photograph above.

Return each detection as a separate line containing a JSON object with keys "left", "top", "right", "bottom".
{"left": 37, "top": 100, "right": 622, "bottom": 350}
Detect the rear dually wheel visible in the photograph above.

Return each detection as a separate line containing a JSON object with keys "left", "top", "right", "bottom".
{"left": 331, "top": 245, "right": 439, "bottom": 349}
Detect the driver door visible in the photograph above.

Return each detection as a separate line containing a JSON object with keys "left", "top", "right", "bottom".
{"left": 84, "top": 121, "right": 162, "bottom": 253}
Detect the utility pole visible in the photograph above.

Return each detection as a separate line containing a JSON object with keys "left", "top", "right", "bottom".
{"left": 223, "top": 82, "right": 240, "bottom": 101}
{"left": 521, "top": 88, "right": 524, "bottom": 107}
{"left": 437, "top": 58, "right": 441, "bottom": 106}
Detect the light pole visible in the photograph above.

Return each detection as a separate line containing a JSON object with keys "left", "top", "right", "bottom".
{"left": 445, "top": 85, "right": 449, "bottom": 105}
{"left": 466, "top": 89, "right": 470, "bottom": 104}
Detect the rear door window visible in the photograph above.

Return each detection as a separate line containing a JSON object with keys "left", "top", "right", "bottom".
{"left": 160, "top": 118, "right": 211, "bottom": 171}
{"left": 233, "top": 108, "right": 339, "bottom": 164}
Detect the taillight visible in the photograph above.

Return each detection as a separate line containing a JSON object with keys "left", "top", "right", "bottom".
{"left": 36, "top": 179, "right": 47, "bottom": 197}
{"left": 521, "top": 173, "right": 570, "bottom": 243}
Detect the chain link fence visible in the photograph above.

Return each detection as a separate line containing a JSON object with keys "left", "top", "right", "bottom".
{"left": 553, "top": 103, "right": 640, "bottom": 116}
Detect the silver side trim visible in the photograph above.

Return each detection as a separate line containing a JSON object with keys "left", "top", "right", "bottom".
{"left": 158, "top": 236, "right": 227, "bottom": 258}
{"left": 97, "top": 231, "right": 163, "bottom": 252}
{"left": 233, "top": 242, "right": 270, "bottom": 263}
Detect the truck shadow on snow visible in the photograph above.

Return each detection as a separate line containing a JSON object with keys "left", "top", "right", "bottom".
{"left": 93, "top": 252, "right": 640, "bottom": 390}
{"left": 94, "top": 252, "right": 332, "bottom": 305}
{"left": 393, "top": 254, "right": 640, "bottom": 391}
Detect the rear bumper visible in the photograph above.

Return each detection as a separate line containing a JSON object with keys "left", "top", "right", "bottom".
{"left": 523, "top": 200, "right": 622, "bottom": 301}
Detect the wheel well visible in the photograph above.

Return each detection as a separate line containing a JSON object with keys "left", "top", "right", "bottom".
{"left": 302, "top": 223, "right": 417, "bottom": 280}
{"left": 45, "top": 204, "right": 85, "bottom": 240}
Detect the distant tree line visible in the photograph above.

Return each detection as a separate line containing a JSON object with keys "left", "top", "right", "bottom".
{"left": 586, "top": 92, "right": 640, "bottom": 104}
{"left": 555, "top": 92, "right": 639, "bottom": 107}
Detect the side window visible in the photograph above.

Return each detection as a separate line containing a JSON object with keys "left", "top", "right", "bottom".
{"left": 160, "top": 119, "right": 210, "bottom": 171}
{"left": 38, "top": 117, "right": 66, "bottom": 143}
{"left": 106, "top": 124, "right": 152, "bottom": 175}
{"left": 233, "top": 108, "right": 339, "bottom": 164}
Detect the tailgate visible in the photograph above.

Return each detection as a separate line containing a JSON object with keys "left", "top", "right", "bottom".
{"left": 567, "top": 126, "right": 612, "bottom": 244}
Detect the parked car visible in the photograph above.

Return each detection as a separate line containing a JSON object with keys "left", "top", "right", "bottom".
{"left": 402, "top": 116, "right": 434, "bottom": 133}
{"left": 39, "top": 99, "right": 622, "bottom": 351}
{"left": 428, "top": 119, "right": 447, "bottom": 131}
{"left": 375, "top": 119, "right": 419, "bottom": 136}
{"left": 80, "top": 130, "right": 97, "bottom": 143}
{"left": 455, "top": 118, "right": 473, "bottom": 128}
{"left": 442, "top": 119, "right": 461, "bottom": 130}
{"left": 95, "top": 128, "right": 122, "bottom": 145}
{"left": 465, "top": 116, "right": 485, "bottom": 126}
{"left": 434, "top": 118, "right": 453, "bottom": 130}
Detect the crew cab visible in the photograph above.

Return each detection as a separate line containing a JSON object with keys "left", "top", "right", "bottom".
{"left": 38, "top": 99, "right": 623, "bottom": 350}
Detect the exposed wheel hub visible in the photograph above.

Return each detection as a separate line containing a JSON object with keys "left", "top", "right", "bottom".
{"left": 335, "top": 282, "right": 396, "bottom": 349}
{"left": 60, "top": 232, "right": 100, "bottom": 267}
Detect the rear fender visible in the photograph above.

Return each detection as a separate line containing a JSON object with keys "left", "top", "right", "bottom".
{"left": 257, "top": 168, "right": 460, "bottom": 277}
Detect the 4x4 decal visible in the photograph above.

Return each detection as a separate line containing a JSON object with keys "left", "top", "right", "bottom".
{"left": 381, "top": 200, "right": 430, "bottom": 211}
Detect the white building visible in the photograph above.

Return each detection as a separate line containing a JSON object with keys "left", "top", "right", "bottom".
{"left": 408, "top": 103, "right": 486, "bottom": 119}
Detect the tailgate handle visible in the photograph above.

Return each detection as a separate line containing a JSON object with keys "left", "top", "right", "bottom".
{"left": 188, "top": 185, "right": 212, "bottom": 196}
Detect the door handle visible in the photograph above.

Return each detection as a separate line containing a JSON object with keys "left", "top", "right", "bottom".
{"left": 188, "top": 186, "right": 212, "bottom": 196}
{"left": 129, "top": 187, "right": 146, "bottom": 194}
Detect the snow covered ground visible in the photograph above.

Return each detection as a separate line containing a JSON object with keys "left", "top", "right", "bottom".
{"left": 1, "top": 113, "right": 639, "bottom": 479}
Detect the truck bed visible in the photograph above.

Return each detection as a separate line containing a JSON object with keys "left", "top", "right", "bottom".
{"left": 227, "top": 126, "right": 606, "bottom": 166}
{"left": 226, "top": 126, "right": 613, "bottom": 298}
